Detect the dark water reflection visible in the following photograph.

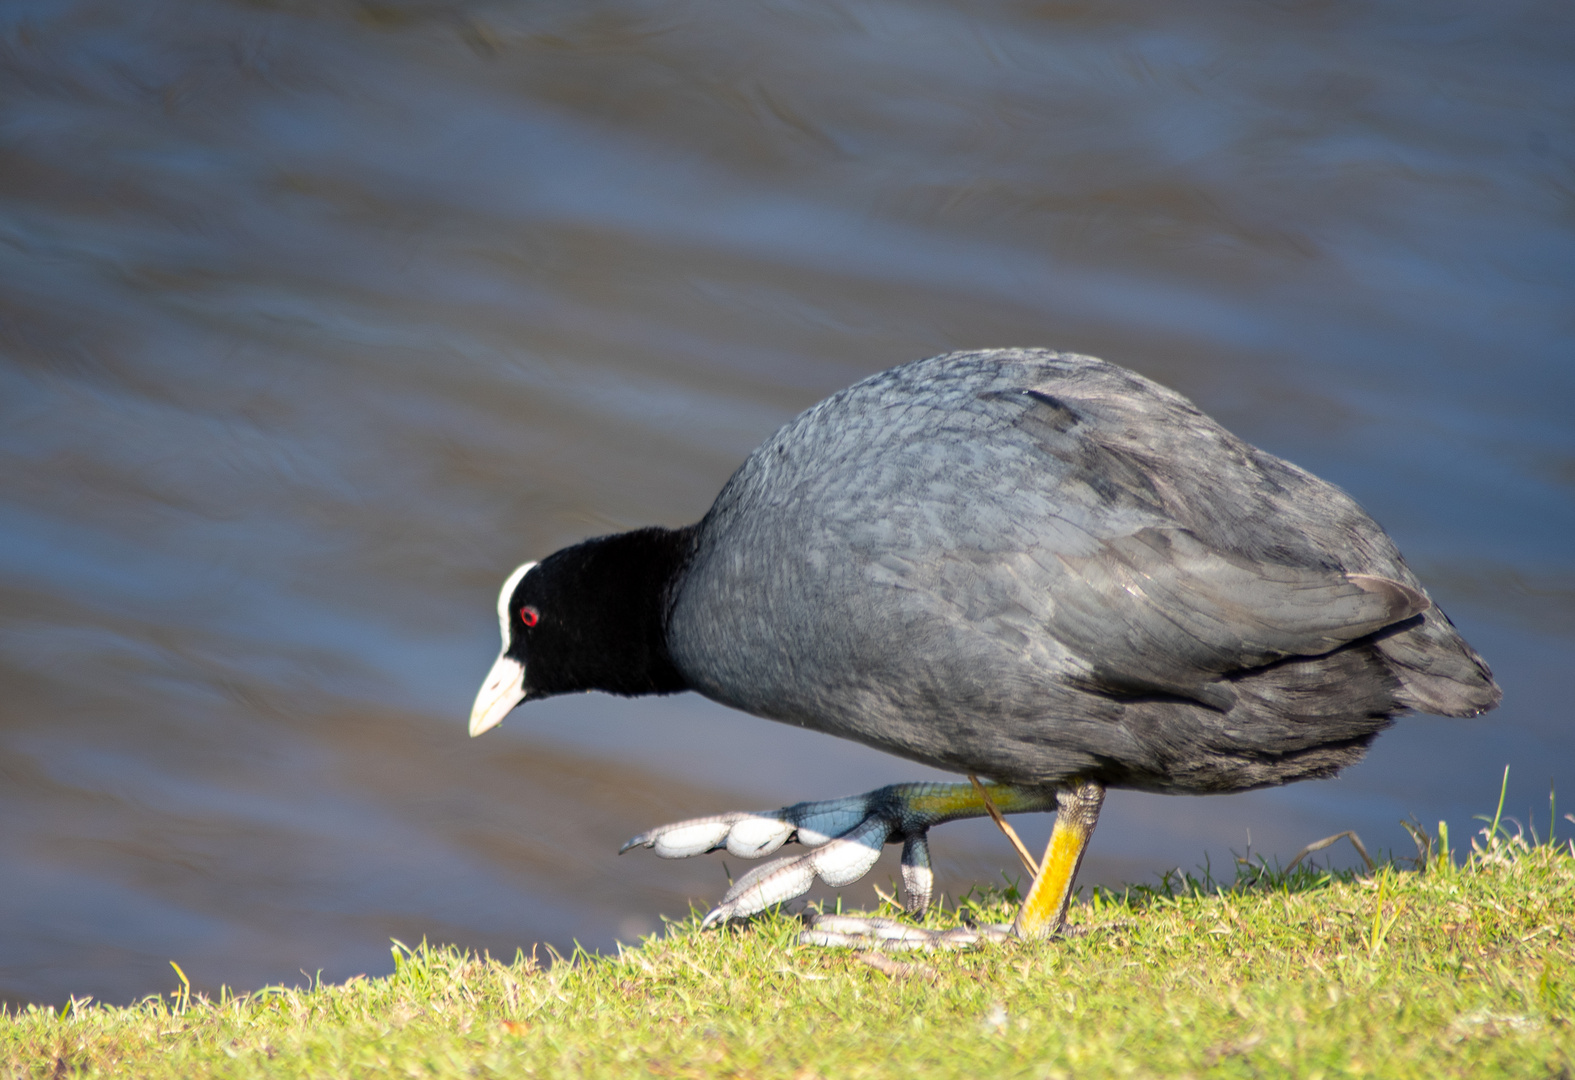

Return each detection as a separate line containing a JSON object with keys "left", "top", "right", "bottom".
{"left": 2, "top": 0, "right": 1572, "bottom": 1005}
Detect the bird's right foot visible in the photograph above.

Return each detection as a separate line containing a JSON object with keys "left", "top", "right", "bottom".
{"left": 799, "top": 912, "right": 1015, "bottom": 951}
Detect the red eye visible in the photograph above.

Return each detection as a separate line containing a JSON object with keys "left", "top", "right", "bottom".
{"left": 519, "top": 606, "right": 539, "bottom": 628}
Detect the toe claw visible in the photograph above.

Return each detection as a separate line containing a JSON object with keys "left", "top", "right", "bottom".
{"left": 699, "top": 905, "right": 736, "bottom": 931}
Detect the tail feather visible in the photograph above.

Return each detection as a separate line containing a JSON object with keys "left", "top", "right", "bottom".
{"left": 1375, "top": 607, "right": 1501, "bottom": 717}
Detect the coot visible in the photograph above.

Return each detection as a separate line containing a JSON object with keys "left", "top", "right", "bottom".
{"left": 470, "top": 349, "right": 1499, "bottom": 941}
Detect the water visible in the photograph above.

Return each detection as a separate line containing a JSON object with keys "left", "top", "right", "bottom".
{"left": 1, "top": 0, "right": 1571, "bottom": 1006}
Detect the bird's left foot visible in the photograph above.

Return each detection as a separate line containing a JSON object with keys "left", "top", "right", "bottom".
{"left": 624, "top": 778, "right": 1107, "bottom": 948}
{"left": 620, "top": 782, "right": 1059, "bottom": 928}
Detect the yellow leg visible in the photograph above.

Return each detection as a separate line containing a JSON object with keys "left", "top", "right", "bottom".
{"left": 1012, "top": 780, "right": 1105, "bottom": 940}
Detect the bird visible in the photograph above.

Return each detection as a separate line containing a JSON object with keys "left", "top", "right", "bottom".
{"left": 469, "top": 348, "right": 1500, "bottom": 945}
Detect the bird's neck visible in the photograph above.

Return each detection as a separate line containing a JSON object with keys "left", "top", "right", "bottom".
{"left": 526, "top": 525, "right": 699, "bottom": 699}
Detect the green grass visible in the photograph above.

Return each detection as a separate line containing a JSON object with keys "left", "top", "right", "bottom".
{"left": 6, "top": 813, "right": 1573, "bottom": 1078}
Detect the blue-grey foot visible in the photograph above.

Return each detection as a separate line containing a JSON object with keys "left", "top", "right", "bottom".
{"left": 620, "top": 781, "right": 1060, "bottom": 934}
{"left": 800, "top": 913, "right": 1015, "bottom": 951}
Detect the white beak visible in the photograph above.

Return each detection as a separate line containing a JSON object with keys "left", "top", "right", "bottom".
{"left": 470, "top": 652, "right": 526, "bottom": 737}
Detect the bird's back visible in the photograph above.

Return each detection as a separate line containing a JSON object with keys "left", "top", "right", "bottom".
{"left": 665, "top": 349, "right": 1499, "bottom": 791}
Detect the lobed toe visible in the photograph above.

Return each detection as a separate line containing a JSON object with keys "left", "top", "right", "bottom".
{"left": 724, "top": 815, "right": 796, "bottom": 857}
{"left": 624, "top": 816, "right": 738, "bottom": 858}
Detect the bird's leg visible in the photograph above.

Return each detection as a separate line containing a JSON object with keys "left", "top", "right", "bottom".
{"left": 621, "top": 781, "right": 1059, "bottom": 930}
{"left": 1012, "top": 779, "right": 1105, "bottom": 939}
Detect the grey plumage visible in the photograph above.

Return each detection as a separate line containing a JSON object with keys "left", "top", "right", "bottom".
{"left": 663, "top": 348, "right": 1498, "bottom": 794}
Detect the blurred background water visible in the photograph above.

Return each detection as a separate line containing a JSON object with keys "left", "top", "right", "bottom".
{"left": 1, "top": 0, "right": 1571, "bottom": 1007}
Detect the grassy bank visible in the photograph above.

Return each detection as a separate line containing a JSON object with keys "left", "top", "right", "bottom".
{"left": 5, "top": 821, "right": 1573, "bottom": 1078}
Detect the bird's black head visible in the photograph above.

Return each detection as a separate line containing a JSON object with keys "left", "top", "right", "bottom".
{"left": 468, "top": 527, "right": 697, "bottom": 737}
{"left": 469, "top": 559, "right": 539, "bottom": 736}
